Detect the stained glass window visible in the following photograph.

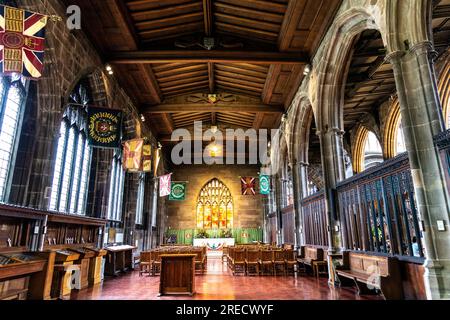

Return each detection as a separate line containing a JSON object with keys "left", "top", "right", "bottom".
{"left": 197, "top": 179, "right": 233, "bottom": 229}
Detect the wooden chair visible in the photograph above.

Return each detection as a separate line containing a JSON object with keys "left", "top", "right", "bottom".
{"left": 151, "top": 251, "right": 162, "bottom": 276}
{"left": 222, "top": 246, "right": 229, "bottom": 263}
{"left": 139, "top": 251, "right": 151, "bottom": 277}
{"left": 259, "top": 250, "right": 274, "bottom": 275}
{"left": 194, "top": 249, "right": 206, "bottom": 274}
{"left": 245, "top": 249, "right": 260, "bottom": 276}
{"left": 232, "top": 248, "right": 246, "bottom": 275}
{"left": 227, "top": 247, "right": 235, "bottom": 271}
{"left": 273, "top": 250, "right": 287, "bottom": 276}
{"left": 285, "top": 249, "right": 297, "bottom": 275}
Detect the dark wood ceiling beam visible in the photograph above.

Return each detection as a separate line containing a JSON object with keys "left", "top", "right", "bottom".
{"left": 109, "top": 50, "right": 308, "bottom": 65}
{"left": 139, "top": 64, "right": 163, "bottom": 104}
{"left": 131, "top": 2, "right": 203, "bottom": 21}
{"left": 143, "top": 104, "right": 284, "bottom": 114}
{"left": 162, "top": 114, "right": 175, "bottom": 133}
{"left": 208, "top": 62, "right": 215, "bottom": 93}
{"left": 214, "top": 2, "right": 284, "bottom": 24}
{"left": 253, "top": 113, "right": 264, "bottom": 130}
{"left": 262, "top": 65, "right": 281, "bottom": 104}
{"left": 211, "top": 112, "right": 217, "bottom": 125}
{"left": 278, "top": 0, "right": 303, "bottom": 51}
{"left": 203, "top": 0, "right": 213, "bottom": 36}
{"left": 216, "top": 80, "right": 263, "bottom": 93}
{"left": 113, "top": 0, "right": 139, "bottom": 49}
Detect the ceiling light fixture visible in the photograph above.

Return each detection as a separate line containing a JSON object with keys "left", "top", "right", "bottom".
{"left": 140, "top": 114, "right": 146, "bottom": 122}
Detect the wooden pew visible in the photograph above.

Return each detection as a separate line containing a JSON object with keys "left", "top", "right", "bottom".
{"left": 297, "top": 246, "right": 324, "bottom": 273}
{"left": 336, "top": 251, "right": 403, "bottom": 300}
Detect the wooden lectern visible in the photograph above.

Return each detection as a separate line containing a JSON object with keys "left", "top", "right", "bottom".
{"left": 159, "top": 254, "right": 196, "bottom": 296}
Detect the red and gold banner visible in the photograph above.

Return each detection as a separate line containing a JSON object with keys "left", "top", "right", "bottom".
{"left": 123, "top": 139, "right": 143, "bottom": 172}
{"left": 140, "top": 144, "right": 152, "bottom": 172}
{"left": 241, "top": 177, "right": 256, "bottom": 195}
{"left": 0, "top": 5, "right": 48, "bottom": 79}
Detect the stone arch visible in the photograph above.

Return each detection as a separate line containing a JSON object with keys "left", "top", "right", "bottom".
{"left": 352, "top": 125, "right": 384, "bottom": 174}
{"left": 384, "top": 99, "right": 402, "bottom": 159}
{"left": 438, "top": 58, "right": 450, "bottom": 128}
{"left": 289, "top": 95, "right": 315, "bottom": 165}
{"left": 314, "top": 8, "right": 383, "bottom": 133}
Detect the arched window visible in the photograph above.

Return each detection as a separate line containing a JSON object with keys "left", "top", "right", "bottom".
{"left": 196, "top": 179, "right": 233, "bottom": 229}
{"left": 363, "top": 131, "right": 383, "bottom": 170}
{"left": 49, "top": 79, "right": 92, "bottom": 214}
{"left": 107, "top": 152, "right": 125, "bottom": 221}
{"left": 0, "top": 74, "right": 27, "bottom": 202}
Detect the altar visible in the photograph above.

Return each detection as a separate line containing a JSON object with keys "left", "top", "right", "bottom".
{"left": 193, "top": 238, "right": 235, "bottom": 257}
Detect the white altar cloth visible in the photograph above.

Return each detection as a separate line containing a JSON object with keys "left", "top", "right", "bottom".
{"left": 193, "top": 238, "right": 235, "bottom": 257}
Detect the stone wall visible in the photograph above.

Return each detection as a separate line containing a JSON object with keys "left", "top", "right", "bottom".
{"left": 166, "top": 165, "right": 263, "bottom": 230}
{"left": 5, "top": 0, "right": 164, "bottom": 250}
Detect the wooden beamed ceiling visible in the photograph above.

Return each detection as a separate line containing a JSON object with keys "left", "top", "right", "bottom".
{"left": 67, "top": 0, "right": 342, "bottom": 151}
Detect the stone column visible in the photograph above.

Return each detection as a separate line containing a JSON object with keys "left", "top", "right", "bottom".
{"left": 273, "top": 174, "right": 283, "bottom": 246}
{"left": 318, "top": 127, "right": 345, "bottom": 283}
{"left": 292, "top": 161, "right": 306, "bottom": 249}
{"left": 387, "top": 43, "right": 450, "bottom": 299}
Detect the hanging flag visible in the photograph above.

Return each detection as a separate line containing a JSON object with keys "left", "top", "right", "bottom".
{"left": 153, "top": 147, "right": 161, "bottom": 177}
{"left": 87, "top": 107, "right": 122, "bottom": 148}
{"left": 123, "top": 139, "right": 143, "bottom": 172}
{"left": 259, "top": 174, "right": 270, "bottom": 195}
{"left": 140, "top": 144, "right": 152, "bottom": 172}
{"left": 241, "top": 177, "right": 256, "bottom": 195}
{"left": 0, "top": 5, "right": 48, "bottom": 79}
{"left": 169, "top": 182, "right": 187, "bottom": 201}
{"left": 159, "top": 174, "right": 172, "bottom": 197}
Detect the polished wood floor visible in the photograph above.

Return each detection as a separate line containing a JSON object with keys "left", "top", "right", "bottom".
{"left": 71, "top": 257, "right": 381, "bottom": 300}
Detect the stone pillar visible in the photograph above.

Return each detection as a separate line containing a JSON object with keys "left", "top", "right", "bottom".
{"left": 273, "top": 174, "right": 283, "bottom": 246}
{"left": 292, "top": 161, "right": 305, "bottom": 249}
{"left": 318, "top": 127, "right": 345, "bottom": 283}
{"left": 387, "top": 43, "right": 450, "bottom": 299}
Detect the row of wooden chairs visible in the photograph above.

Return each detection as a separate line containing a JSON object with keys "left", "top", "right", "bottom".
{"left": 226, "top": 247, "right": 297, "bottom": 276}
{"left": 138, "top": 246, "right": 207, "bottom": 276}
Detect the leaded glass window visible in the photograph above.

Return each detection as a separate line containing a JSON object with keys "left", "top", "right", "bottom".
{"left": 0, "top": 74, "right": 27, "bottom": 202}
{"left": 49, "top": 79, "right": 92, "bottom": 214}
{"left": 197, "top": 179, "right": 233, "bottom": 229}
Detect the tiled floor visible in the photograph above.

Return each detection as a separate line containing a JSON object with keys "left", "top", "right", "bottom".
{"left": 71, "top": 257, "right": 381, "bottom": 300}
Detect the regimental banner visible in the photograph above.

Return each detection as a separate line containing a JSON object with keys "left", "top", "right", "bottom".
{"left": 123, "top": 139, "right": 143, "bottom": 172}
{"left": 159, "top": 174, "right": 172, "bottom": 197}
{"left": 259, "top": 174, "right": 270, "bottom": 195}
{"left": 87, "top": 107, "right": 122, "bottom": 148}
{"left": 140, "top": 144, "right": 152, "bottom": 172}
{"left": 169, "top": 182, "right": 186, "bottom": 201}
{"left": 241, "top": 177, "right": 256, "bottom": 195}
{"left": 0, "top": 5, "right": 48, "bottom": 79}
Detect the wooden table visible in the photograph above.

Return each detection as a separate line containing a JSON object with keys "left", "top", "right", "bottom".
{"left": 159, "top": 254, "right": 196, "bottom": 296}
{"left": 104, "top": 245, "right": 136, "bottom": 276}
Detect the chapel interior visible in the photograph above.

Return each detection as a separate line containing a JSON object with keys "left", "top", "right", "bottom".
{"left": 1, "top": 0, "right": 450, "bottom": 301}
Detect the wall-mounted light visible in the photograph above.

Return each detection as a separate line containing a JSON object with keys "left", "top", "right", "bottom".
{"left": 140, "top": 114, "right": 146, "bottom": 122}
{"left": 303, "top": 64, "right": 311, "bottom": 76}
{"left": 158, "top": 142, "right": 162, "bottom": 149}
{"left": 106, "top": 64, "right": 113, "bottom": 75}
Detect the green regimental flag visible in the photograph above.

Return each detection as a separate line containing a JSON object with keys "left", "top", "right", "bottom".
{"left": 169, "top": 182, "right": 187, "bottom": 201}
{"left": 87, "top": 106, "right": 122, "bottom": 148}
{"left": 259, "top": 174, "right": 270, "bottom": 195}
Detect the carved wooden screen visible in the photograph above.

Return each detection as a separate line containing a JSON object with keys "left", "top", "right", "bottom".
{"left": 196, "top": 179, "right": 233, "bottom": 229}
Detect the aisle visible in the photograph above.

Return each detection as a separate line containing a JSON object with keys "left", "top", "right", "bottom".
{"left": 71, "top": 257, "right": 381, "bottom": 300}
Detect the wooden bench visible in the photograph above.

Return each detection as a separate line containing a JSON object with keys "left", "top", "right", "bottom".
{"left": 297, "top": 246, "right": 324, "bottom": 274}
{"left": 336, "top": 251, "right": 403, "bottom": 300}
